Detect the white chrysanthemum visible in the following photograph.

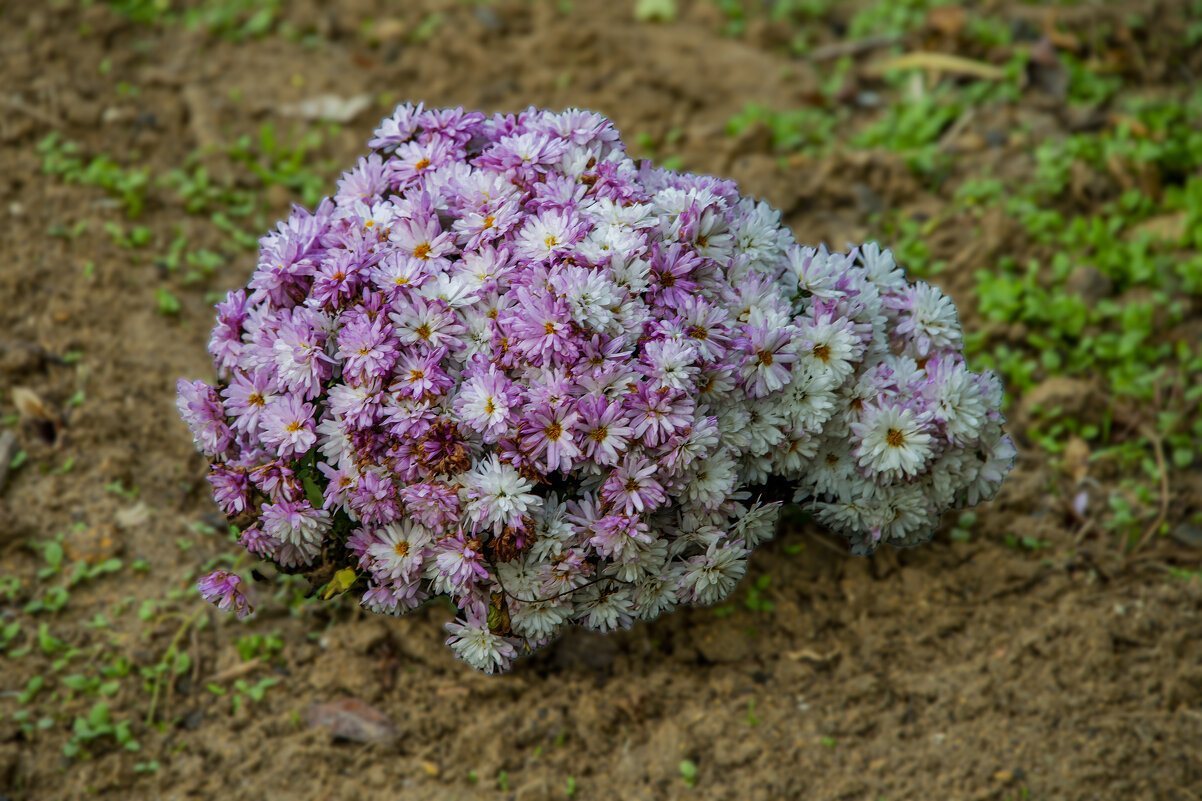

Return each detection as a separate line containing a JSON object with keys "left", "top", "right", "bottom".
{"left": 732, "top": 198, "right": 792, "bottom": 271}
{"left": 608, "top": 253, "right": 650, "bottom": 293}
{"left": 682, "top": 451, "right": 738, "bottom": 510}
{"left": 575, "top": 585, "right": 635, "bottom": 633}
{"left": 782, "top": 366, "right": 838, "bottom": 432}
{"left": 585, "top": 196, "right": 656, "bottom": 229}
{"left": 733, "top": 501, "right": 782, "bottom": 549}
{"left": 802, "top": 439, "right": 857, "bottom": 500}
{"left": 463, "top": 455, "right": 541, "bottom": 532}
{"left": 445, "top": 618, "right": 516, "bottom": 674}
{"left": 857, "top": 242, "right": 907, "bottom": 291}
{"left": 899, "top": 282, "right": 961, "bottom": 357}
{"left": 558, "top": 144, "right": 595, "bottom": 178}
{"left": 712, "top": 405, "right": 752, "bottom": 452}
{"left": 553, "top": 264, "right": 623, "bottom": 334}
{"left": 772, "top": 430, "right": 820, "bottom": 477}
{"left": 455, "top": 246, "right": 510, "bottom": 290}
{"left": 511, "top": 599, "right": 571, "bottom": 640}
{"left": 604, "top": 538, "right": 669, "bottom": 583}
{"left": 642, "top": 338, "right": 699, "bottom": 391}
{"left": 924, "top": 450, "right": 973, "bottom": 509}
{"left": 460, "top": 310, "right": 497, "bottom": 359}
{"left": 697, "top": 365, "right": 737, "bottom": 401}
{"left": 851, "top": 403, "right": 934, "bottom": 479}
{"left": 859, "top": 482, "right": 933, "bottom": 545}
{"left": 812, "top": 496, "right": 868, "bottom": 534}
{"left": 368, "top": 520, "right": 431, "bottom": 582}
{"left": 577, "top": 223, "right": 648, "bottom": 264}
{"left": 882, "top": 354, "right": 926, "bottom": 393}
{"left": 662, "top": 411, "right": 721, "bottom": 471}
{"left": 744, "top": 400, "right": 786, "bottom": 456}
{"left": 666, "top": 520, "right": 726, "bottom": 558}
{"left": 526, "top": 494, "right": 578, "bottom": 561}
{"left": 316, "top": 414, "right": 354, "bottom": 469}
{"left": 926, "top": 359, "right": 987, "bottom": 443}
{"left": 739, "top": 452, "right": 773, "bottom": 485}
{"left": 496, "top": 555, "right": 543, "bottom": 600}
{"left": 794, "top": 318, "right": 864, "bottom": 383}
{"left": 632, "top": 569, "right": 680, "bottom": 620}
{"left": 677, "top": 540, "right": 749, "bottom": 605}
{"left": 965, "top": 423, "right": 1017, "bottom": 505}
{"left": 417, "top": 271, "right": 476, "bottom": 307}
{"left": 787, "top": 244, "right": 846, "bottom": 300}
{"left": 512, "top": 211, "right": 574, "bottom": 261}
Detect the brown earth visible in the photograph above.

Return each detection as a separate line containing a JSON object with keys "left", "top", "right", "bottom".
{"left": 2, "top": 1, "right": 1201, "bottom": 800}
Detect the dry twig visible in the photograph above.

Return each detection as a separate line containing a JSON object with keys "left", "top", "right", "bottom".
{"left": 1130, "top": 425, "right": 1170, "bottom": 555}
{"left": 809, "top": 33, "right": 902, "bottom": 62}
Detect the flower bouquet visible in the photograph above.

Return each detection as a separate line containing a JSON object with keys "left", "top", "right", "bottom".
{"left": 179, "top": 104, "right": 1015, "bottom": 672}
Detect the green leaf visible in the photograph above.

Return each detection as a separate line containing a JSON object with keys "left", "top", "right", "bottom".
{"left": 321, "top": 567, "right": 358, "bottom": 600}
{"left": 302, "top": 472, "right": 324, "bottom": 508}
{"left": 634, "top": 0, "right": 677, "bottom": 22}
{"left": 87, "top": 702, "right": 111, "bottom": 730}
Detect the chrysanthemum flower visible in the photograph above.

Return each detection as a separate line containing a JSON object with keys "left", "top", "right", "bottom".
{"left": 198, "top": 570, "right": 252, "bottom": 619}
{"left": 180, "top": 103, "right": 1014, "bottom": 672}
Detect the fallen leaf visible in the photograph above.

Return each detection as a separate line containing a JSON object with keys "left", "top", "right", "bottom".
{"left": 865, "top": 52, "right": 1005, "bottom": 81}
{"left": 115, "top": 502, "right": 152, "bottom": 531}
{"left": 1062, "top": 435, "right": 1091, "bottom": 485}
{"left": 926, "top": 6, "right": 966, "bottom": 37}
{"left": 306, "top": 697, "right": 400, "bottom": 743}
{"left": 11, "top": 386, "right": 62, "bottom": 444}
{"left": 279, "top": 94, "right": 373, "bottom": 123}
{"left": 1128, "top": 212, "right": 1186, "bottom": 243}
{"left": 785, "top": 647, "right": 840, "bottom": 664}
{"left": 1024, "top": 38, "right": 1069, "bottom": 100}
{"left": 12, "top": 386, "right": 53, "bottom": 422}
{"left": 634, "top": 0, "right": 677, "bottom": 22}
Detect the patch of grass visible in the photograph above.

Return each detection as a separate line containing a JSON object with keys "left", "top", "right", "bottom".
{"left": 743, "top": 575, "right": 774, "bottom": 613}
{"left": 851, "top": 89, "right": 961, "bottom": 177}
{"left": 679, "top": 759, "right": 698, "bottom": 788}
{"left": 230, "top": 676, "right": 279, "bottom": 715}
{"left": 234, "top": 632, "right": 284, "bottom": 663}
{"left": 726, "top": 104, "right": 840, "bottom": 154}
{"left": 846, "top": 0, "right": 951, "bottom": 40}
{"left": 64, "top": 701, "right": 140, "bottom": 758}
{"left": 155, "top": 287, "right": 182, "bottom": 316}
{"left": 36, "top": 133, "right": 150, "bottom": 219}
{"left": 633, "top": 128, "right": 684, "bottom": 171}
{"left": 103, "top": 0, "right": 282, "bottom": 40}
{"left": 1004, "top": 534, "right": 1053, "bottom": 552}
{"left": 745, "top": 697, "right": 761, "bottom": 726}
{"left": 226, "top": 123, "right": 335, "bottom": 210}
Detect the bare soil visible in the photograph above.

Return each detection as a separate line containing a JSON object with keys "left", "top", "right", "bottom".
{"left": 2, "top": 2, "right": 1201, "bottom": 800}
